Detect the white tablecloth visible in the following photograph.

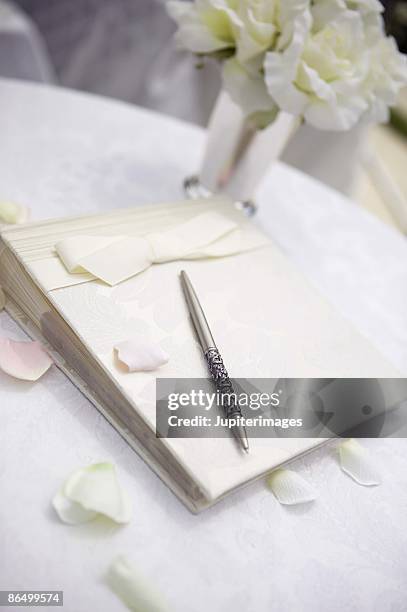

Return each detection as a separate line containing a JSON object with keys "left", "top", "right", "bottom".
{"left": 0, "top": 79, "right": 407, "bottom": 612}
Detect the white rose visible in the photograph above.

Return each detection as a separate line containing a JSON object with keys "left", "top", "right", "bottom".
{"left": 361, "top": 35, "right": 407, "bottom": 123}
{"left": 167, "top": 0, "right": 308, "bottom": 61}
{"left": 222, "top": 0, "right": 310, "bottom": 119}
{"left": 231, "top": 0, "right": 308, "bottom": 64}
{"left": 264, "top": 2, "right": 407, "bottom": 130}
{"left": 167, "top": 0, "right": 310, "bottom": 118}
{"left": 168, "top": 0, "right": 407, "bottom": 131}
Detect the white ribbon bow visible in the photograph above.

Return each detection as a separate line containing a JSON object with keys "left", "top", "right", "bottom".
{"left": 55, "top": 212, "right": 266, "bottom": 286}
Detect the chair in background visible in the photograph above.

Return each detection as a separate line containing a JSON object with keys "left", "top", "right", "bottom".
{"left": 0, "top": 0, "right": 54, "bottom": 83}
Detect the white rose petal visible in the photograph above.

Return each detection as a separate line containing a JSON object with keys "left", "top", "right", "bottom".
{"left": 222, "top": 57, "right": 275, "bottom": 116}
{"left": 338, "top": 439, "right": 381, "bottom": 486}
{"left": 266, "top": 468, "right": 318, "bottom": 505}
{"left": 52, "top": 490, "right": 99, "bottom": 525}
{"left": 264, "top": 9, "right": 312, "bottom": 116}
{"left": 235, "top": 1, "right": 277, "bottom": 63}
{"left": 348, "top": 0, "right": 383, "bottom": 14}
{"left": 52, "top": 463, "right": 132, "bottom": 525}
{"left": 167, "top": 0, "right": 240, "bottom": 54}
{"left": 0, "top": 201, "right": 29, "bottom": 224}
{"left": 106, "top": 556, "right": 167, "bottom": 612}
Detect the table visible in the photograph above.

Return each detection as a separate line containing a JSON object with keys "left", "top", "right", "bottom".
{"left": 1, "top": 78, "right": 407, "bottom": 612}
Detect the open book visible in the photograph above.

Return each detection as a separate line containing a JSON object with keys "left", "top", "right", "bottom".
{"left": 0, "top": 198, "right": 399, "bottom": 512}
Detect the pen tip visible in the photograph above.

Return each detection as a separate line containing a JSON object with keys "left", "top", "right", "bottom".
{"left": 233, "top": 425, "right": 250, "bottom": 454}
{"left": 240, "top": 436, "right": 249, "bottom": 454}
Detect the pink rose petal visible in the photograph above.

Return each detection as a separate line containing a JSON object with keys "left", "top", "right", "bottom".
{"left": 0, "top": 337, "right": 53, "bottom": 381}
{"left": 114, "top": 338, "right": 169, "bottom": 372}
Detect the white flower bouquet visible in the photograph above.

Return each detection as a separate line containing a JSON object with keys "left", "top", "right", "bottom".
{"left": 167, "top": 0, "right": 407, "bottom": 131}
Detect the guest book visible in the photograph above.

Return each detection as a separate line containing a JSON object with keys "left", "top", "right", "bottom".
{"left": 0, "top": 198, "right": 400, "bottom": 512}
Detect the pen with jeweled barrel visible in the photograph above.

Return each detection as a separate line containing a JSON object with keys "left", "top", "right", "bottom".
{"left": 180, "top": 270, "right": 249, "bottom": 454}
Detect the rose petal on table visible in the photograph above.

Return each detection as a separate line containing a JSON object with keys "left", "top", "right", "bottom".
{"left": 106, "top": 556, "right": 167, "bottom": 612}
{"left": 338, "top": 438, "right": 381, "bottom": 486}
{"left": 53, "top": 463, "right": 131, "bottom": 525}
{"left": 0, "top": 337, "right": 53, "bottom": 381}
{"left": 266, "top": 468, "right": 318, "bottom": 505}
{"left": 0, "top": 201, "right": 29, "bottom": 224}
{"left": 0, "top": 286, "right": 5, "bottom": 311}
{"left": 52, "top": 489, "right": 99, "bottom": 525}
{"left": 114, "top": 338, "right": 169, "bottom": 372}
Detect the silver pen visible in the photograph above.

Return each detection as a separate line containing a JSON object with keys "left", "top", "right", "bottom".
{"left": 180, "top": 270, "right": 249, "bottom": 453}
